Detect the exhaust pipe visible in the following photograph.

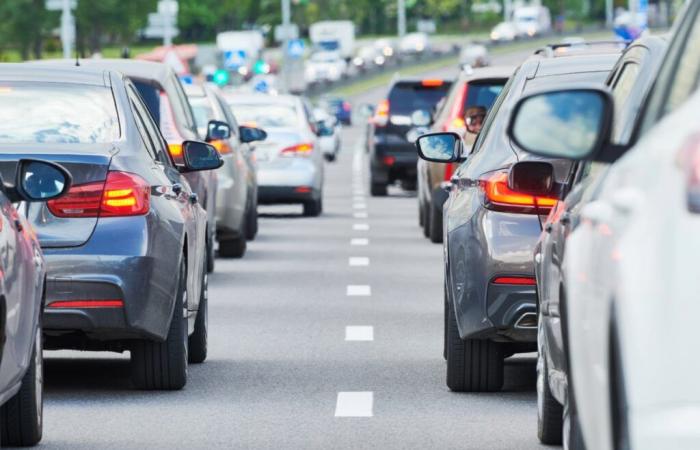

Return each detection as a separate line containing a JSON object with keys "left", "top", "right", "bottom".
{"left": 514, "top": 312, "right": 537, "bottom": 329}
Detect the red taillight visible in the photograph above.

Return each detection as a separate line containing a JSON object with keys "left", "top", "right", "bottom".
{"left": 492, "top": 276, "right": 536, "bottom": 285}
{"left": 295, "top": 186, "right": 312, "bottom": 193}
{"left": 48, "top": 171, "right": 150, "bottom": 218}
{"left": 280, "top": 142, "right": 314, "bottom": 157}
{"left": 48, "top": 299, "right": 124, "bottom": 308}
{"left": 210, "top": 139, "right": 233, "bottom": 155}
{"left": 383, "top": 156, "right": 396, "bottom": 166}
{"left": 373, "top": 99, "right": 390, "bottom": 127}
{"left": 444, "top": 162, "right": 455, "bottom": 182}
{"left": 479, "top": 171, "right": 557, "bottom": 214}
{"left": 342, "top": 101, "right": 351, "bottom": 111}
{"left": 421, "top": 79, "right": 444, "bottom": 87}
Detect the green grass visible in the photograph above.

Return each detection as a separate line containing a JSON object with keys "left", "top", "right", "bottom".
{"left": 0, "top": 44, "right": 158, "bottom": 63}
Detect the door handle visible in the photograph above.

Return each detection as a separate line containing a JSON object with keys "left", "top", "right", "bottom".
{"left": 544, "top": 223, "right": 553, "bottom": 233}
{"left": 189, "top": 193, "right": 199, "bottom": 205}
{"left": 560, "top": 212, "right": 571, "bottom": 225}
{"left": 172, "top": 183, "right": 183, "bottom": 195}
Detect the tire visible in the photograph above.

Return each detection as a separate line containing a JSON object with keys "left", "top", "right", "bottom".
{"left": 130, "top": 258, "right": 188, "bottom": 390}
{"left": 370, "top": 176, "right": 388, "bottom": 197}
{"left": 324, "top": 153, "right": 336, "bottom": 162}
{"left": 1, "top": 326, "right": 43, "bottom": 447}
{"left": 219, "top": 236, "right": 246, "bottom": 258}
{"left": 446, "top": 302, "right": 504, "bottom": 392}
{"left": 418, "top": 198, "right": 425, "bottom": 227}
{"left": 422, "top": 201, "right": 431, "bottom": 238}
{"left": 188, "top": 272, "right": 208, "bottom": 364}
{"left": 206, "top": 230, "right": 215, "bottom": 273}
{"left": 428, "top": 200, "right": 443, "bottom": 244}
{"left": 443, "top": 289, "right": 448, "bottom": 361}
{"left": 245, "top": 201, "right": 258, "bottom": 241}
{"left": 537, "top": 351, "right": 564, "bottom": 445}
{"left": 303, "top": 198, "right": 322, "bottom": 217}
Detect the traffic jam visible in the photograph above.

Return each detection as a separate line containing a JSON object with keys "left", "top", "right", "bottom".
{"left": 0, "top": 0, "right": 697, "bottom": 448}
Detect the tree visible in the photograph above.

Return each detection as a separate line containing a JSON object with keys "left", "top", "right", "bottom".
{"left": 74, "top": 0, "right": 156, "bottom": 53}
{"left": 0, "top": 0, "right": 52, "bottom": 59}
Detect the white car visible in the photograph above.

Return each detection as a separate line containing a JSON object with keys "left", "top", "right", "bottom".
{"left": 490, "top": 22, "right": 518, "bottom": 43}
{"left": 305, "top": 51, "right": 347, "bottom": 84}
{"left": 399, "top": 32, "right": 430, "bottom": 57}
{"left": 459, "top": 43, "right": 490, "bottom": 68}
{"left": 506, "top": 4, "right": 700, "bottom": 448}
{"left": 313, "top": 108, "right": 341, "bottom": 162}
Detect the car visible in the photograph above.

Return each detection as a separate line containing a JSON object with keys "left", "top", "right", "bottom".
{"left": 305, "top": 51, "right": 347, "bottom": 84}
{"left": 398, "top": 32, "right": 430, "bottom": 58}
{"left": 318, "top": 95, "right": 352, "bottom": 125}
{"left": 225, "top": 93, "right": 325, "bottom": 216}
{"left": 185, "top": 83, "right": 264, "bottom": 257}
{"left": 506, "top": 5, "right": 700, "bottom": 449}
{"left": 459, "top": 43, "right": 491, "bottom": 69}
{"left": 417, "top": 66, "right": 512, "bottom": 243}
{"left": 313, "top": 108, "right": 341, "bottom": 162}
{"left": 9, "top": 64, "right": 222, "bottom": 390}
{"left": 352, "top": 45, "right": 383, "bottom": 72}
{"left": 368, "top": 77, "right": 452, "bottom": 196}
{"left": 490, "top": 21, "right": 518, "bottom": 43}
{"left": 34, "top": 59, "right": 221, "bottom": 270}
{"left": 0, "top": 156, "right": 71, "bottom": 446}
{"left": 519, "top": 35, "right": 667, "bottom": 447}
{"left": 415, "top": 50, "right": 619, "bottom": 393}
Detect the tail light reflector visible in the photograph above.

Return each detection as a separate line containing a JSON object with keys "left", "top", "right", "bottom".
{"left": 48, "top": 171, "right": 150, "bottom": 218}
{"left": 280, "top": 142, "right": 314, "bottom": 157}
{"left": 479, "top": 171, "right": 557, "bottom": 214}
{"left": 48, "top": 299, "right": 124, "bottom": 308}
{"left": 210, "top": 139, "right": 233, "bottom": 155}
{"left": 342, "top": 101, "right": 351, "bottom": 111}
{"left": 443, "top": 162, "right": 456, "bottom": 182}
{"left": 444, "top": 83, "right": 468, "bottom": 134}
{"left": 492, "top": 276, "right": 536, "bottom": 285}
{"left": 295, "top": 186, "right": 312, "bottom": 193}
{"left": 383, "top": 156, "right": 396, "bottom": 166}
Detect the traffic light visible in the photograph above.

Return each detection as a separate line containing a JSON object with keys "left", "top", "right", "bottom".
{"left": 212, "top": 69, "right": 230, "bottom": 86}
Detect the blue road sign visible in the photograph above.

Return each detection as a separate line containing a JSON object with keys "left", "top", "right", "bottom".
{"left": 287, "top": 39, "right": 305, "bottom": 59}
{"left": 224, "top": 50, "right": 247, "bottom": 69}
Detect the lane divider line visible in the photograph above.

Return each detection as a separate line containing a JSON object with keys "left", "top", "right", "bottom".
{"left": 346, "top": 285, "right": 371, "bottom": 296}
{"left": 350, "top": 238, "right": 369, "bottom": 246}
{"left": 345, "top": 326, "right": 374, "bottom": 341}
{"left": 353, "top": 212, "right": 368, "bottom": 219}
{"left": 349, "top": 257, "right": 370, "bottom": 267}
{"left": 335, "top": 392, "right": 374, "bottom": 417}
{"left": 353, "top": 223, "right": 370, "bottom": 231}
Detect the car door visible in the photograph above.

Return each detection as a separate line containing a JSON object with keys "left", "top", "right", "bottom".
{"left": 127, "top": 84, "right": 202, "bottom": 313}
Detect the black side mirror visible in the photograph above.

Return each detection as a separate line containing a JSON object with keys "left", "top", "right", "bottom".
{"left": 180, "top": 141, "right": 224, "bottom": 172}
{"left": 14, "top": 159, "right": 72, "bottom": 202}
{"left": 415, "top": 132, "right": 463, "bottom": 163}
{"left": 240, "top": 126, "right": 267, "bottom": 144}
{"left": 508, "top": 161, "right": 555, "bottom": 196}
{"left": 206, "top": 120, "right": 231, "bottom": 142}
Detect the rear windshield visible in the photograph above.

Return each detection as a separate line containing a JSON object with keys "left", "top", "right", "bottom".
{"left": 0, "top": 83, "right": 119, "bottom": 144}
{"left": 229, "top": 103, "right": 299, "bottom": 128}
{"left": 188, "top": 97, "right": 214, "bottom": 131}
{"left": 388, "top": 82, "right": 451, "bottom": 115}
{"left": 465, "top": 82, "right": 505, "bottom": 110}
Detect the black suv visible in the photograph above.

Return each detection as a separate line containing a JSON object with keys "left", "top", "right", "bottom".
{"left": 368, "top": 77, "right": 451, "bottom": 196}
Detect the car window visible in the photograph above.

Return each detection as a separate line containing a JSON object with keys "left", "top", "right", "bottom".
{"left": 127, "top": 88, "right": 158, "bottom": 161}
{"left": 471, "top": 74, "right": 514, "bottom": 154}
{"left": 128, "top": 84, "right": 172, "bottom": 166}
{"left": 0, "top": 82, "right": 120, "bottom": 144}
{"left": 215, "top": 95, "right": 239, "bottom": 137}
{"left": 610, "top": 62, "right": 641, "bottom": 142}
{"left": 229, "top": 102, "right": 299, "bottom": 128}
{"left": 464, "top": 81, "right": 505, "bottom": 110}
{"left": 664, "top": 19, "right": 700, "bottom": 114}
{"left": 171, "top": 74, "right": 198, "bottom": 136}
{"left": 388, "top": 82, "right": 451, "bottom": 115}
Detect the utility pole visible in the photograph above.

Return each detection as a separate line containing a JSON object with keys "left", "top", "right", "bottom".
{"left": 281, "top": 0, "right": 291, "bottom": 92}
{"left": 606, "top": 0, "right": 613, "bottom": 27}
{"left": 503, "top": 0, "right": 512, "bottom": 22}
{"left": 398, "top": 0, "right": 406, "bottom": 37}
{"left": 60, "top": 0, "right": 75, "bottom": 59}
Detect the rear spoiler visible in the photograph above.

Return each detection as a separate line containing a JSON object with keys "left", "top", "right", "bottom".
{"left": 534, "top": 40, "right": 631, "bottom": 57}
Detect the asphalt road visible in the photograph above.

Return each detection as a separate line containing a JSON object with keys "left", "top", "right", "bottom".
{"left": 35, "top": 48, "right": 553, "bottom": 450}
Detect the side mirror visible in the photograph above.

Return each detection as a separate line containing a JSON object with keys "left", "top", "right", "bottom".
{"left": 508, "top": 88, "right": 613, "bottom": 160}
{"left": 180, "top": 141, "right": 224, "bottom": 172}
{"left": 464, "top": 106, "right": 487, "bottom": 135}
{"left": 240, "top": 126, "right": 267, "bottom": 144}
{"left": 415, "top": 132, "right": 463, "bottom": 163}
{"left": 411, "top": 109, "right": 432, "bottom": 127}
{"left": 508, "top": 161, "right": 555, "bottom": 196}
{"left": 15, "top": 160, "right": 72, "bottom": 202}
{"left": 205, "top": 120, "right": 231, "bottom": 142}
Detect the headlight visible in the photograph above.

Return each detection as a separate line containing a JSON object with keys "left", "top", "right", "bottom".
{"left": 353, "top": 57, "right": 363, "bottom": 66}
{"left": 374, "top": 55, "right": 385, "bottom": 65}
{"left": 383, "top": 47, "right": 393, "bottom": 56}
{"left": 416, "top": 43, "right": 425, "bottom": 52}
{"left": 491, "top": 32, "right": 500, "bottom": 40}
{"left": 237, "top": 66, "right": 249, "bottom": 76}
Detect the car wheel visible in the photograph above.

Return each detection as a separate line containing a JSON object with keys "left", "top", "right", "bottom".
{"left": 443, "top": 287, "right": 448, "bottom": 361}
{"left": 1, "top": 326, "right": 43, "bottom": 446}
{"left": 130, "top": 258, "right": 188, "bottom": 390}
{"left": 303, "top": 197, "right": 322, "bottom": 217}
{"left": 188, "top": 272, "right": 208, "bottom": 364}
{"left": 446, "top": 302, "right": 504, "bottom": 392}
{"left": 206, "top": 229, "right": 215, "bottom": 273}
{"left": 324, "top": 153, "right": 336, "bottom": 162}
{"left": 370, "top": 182, "right": 387, "bottom": 196}
{"left": 418, "top": 198, "right": 425, "bottom": 227}
{"left": 422, "top": 201, "right": 431, "bottom": 238}
{"left": 219, "top": 236, "right": 247, "bottom": 258}
{"left": 428, "top": 197, "right": 443, "bottom": 244}
{"left": 537, "top": 350, "right": 563, "bottom": 444}
{"left": 245, "top": 200, "right": 258, "bottom": 241}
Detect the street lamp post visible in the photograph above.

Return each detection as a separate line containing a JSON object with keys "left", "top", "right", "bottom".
{"left": 398, "top": 0, "right": 406, "bottom": 37}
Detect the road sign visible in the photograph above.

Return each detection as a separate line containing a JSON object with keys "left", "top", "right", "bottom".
{"left": 143, "top": 27, "right": 180, "bottom": 39}
{"left": 45, "top": 0, "right": 76, "bottom": 10}
{"left": 157, "top": 0, "right": 178, "bottom": 15}
{"left": 287, "top": 39, "right": 305, "bottom": 59}
{"left": 224, "top": 50, "right": 246, "bottom": 69}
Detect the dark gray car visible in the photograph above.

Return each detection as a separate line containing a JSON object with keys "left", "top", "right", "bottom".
{"left": 416, "top": 51, "right": 620, "bottom": 392}
{"left": 0, "top": 64, "right": 222, "bottom": 390}
{"left": 0, "top": 159, "right": 71, "bottom": 447}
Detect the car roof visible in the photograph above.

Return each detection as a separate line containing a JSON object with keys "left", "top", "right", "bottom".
{"left": 224, "top": 93, "right": 299, "bottom": 106}
{"left": 29, "top": 58, "right": 174, "bottom": 83}
{"left": 533, "top": 53, "right": 620, "bottom": 77}
{"left": 0, "top": 63, "right": 110, "bottom": 86}
{"left": 460, "top": 65, "right": 516, "bottom": 82}
{"left": 390, "top": 77, "right": 451, "bottom": 86}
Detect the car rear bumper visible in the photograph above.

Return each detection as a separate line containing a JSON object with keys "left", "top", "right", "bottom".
{"left": 258, "top": 186, "right": 319, "bottom": 204}
{"left": 370, "top": 142, "right": 418, "bottom": 182}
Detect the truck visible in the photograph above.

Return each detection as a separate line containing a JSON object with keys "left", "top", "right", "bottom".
{"left": 216, "top": 30, "right": 265, "bottom": 76}
{"left": 513, "top": 5, "right": 551, "bottom": 37}
{"left": 309, "top": 21, "right": 355, "bottom": 61}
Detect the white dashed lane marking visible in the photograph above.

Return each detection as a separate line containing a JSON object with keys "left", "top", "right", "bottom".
{"left": 353, "top": 203, "right": 367, "bottom": 210}
{"left": 335, "top": 392, "right": 374, "bottom": 417}
{"left": 353, "top": 212, "right": 368, "bottom": 219}
{"left": 345, "top": 326, "right": 374, "bottom": 341}
{"left": 346, "top": 285, "right": 371, "bottom": 296}
{"left": 350, "top": 238, "right": 369, "bottom": 246}
{"left": 348, "top": 257, "right": 370, "bottom": 267}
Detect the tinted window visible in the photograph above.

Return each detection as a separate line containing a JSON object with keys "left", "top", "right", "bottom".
{"left": 610, "top": 62, "right": 641, "bottom": 142}
{"left": 0, "top": 83, "right": 119, "bottom": 144}
{"left": 132, "top": 80, "right": 161, "bottom": 123}
{"left": 388, "top": 82, "right": 451, "bottom": 115}
{"left": 464, "top": 82, "right": 505, "bottom": 110}
{"left": 229, "top": 103, "right": 299, "bottom": 128}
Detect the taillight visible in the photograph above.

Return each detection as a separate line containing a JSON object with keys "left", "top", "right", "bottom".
{"left": 210, "top": 139, "right": 233, "bottom": 155}
{"left": 421, "top": 79, "right": 444, "bottom": 87}
{"left": 48, "top": 171, "right": 150, "bottom": 218}
{"left": 443, "top": 83, "right": 468, "bottom": 134}
{"left": 479, "top": 171, "right": 557, "bottom": 214}
{"left": 280, "top": 142, "right": 314, "bottom": 157}
{"left": 492, "top": 276, "right": 536, "bottom": 285}
{"left": 373, "top": 99, "right": 390, "bottom": 127}
{"left": 342, "top": 101, "right": 351, "bottom": 112}
{"left": 444, "top": 162, "right": 455, "bottom": 182}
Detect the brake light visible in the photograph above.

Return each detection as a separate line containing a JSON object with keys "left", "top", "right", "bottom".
{"left": 479, "top": 171, "right": 557, "bottom": 214}
{"left": 373, "top": 99, "right": 390, "bottom": 127}
{"left": 47, "top": 171, "right": 150, "bottom": 218}
{"left": 210, "top": 139, "right": 232, "bottom": 155}
{"left": 421, "top": 79, "right": 444, "bottom": 87}
{"left": 444, "top": 162, "right": 455, "bottom": 182}
{"left": 280, "top": 142, "right": 314, "bottom": 157}
{"left": 342, "top": 101, "right": 351, "bottom": 111}
{"left": 48, "top": 299, "right": 124, "bottom": 308}
{"left": 492, "top": 276, "right": 536, "bottom": 285}
{"left": 383, "top": 156, "right": 396, "bottom": 166}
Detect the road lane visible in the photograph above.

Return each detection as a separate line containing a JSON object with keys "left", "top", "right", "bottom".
{"left": 37, "top": 48, "right": 549, "bottom": 450}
